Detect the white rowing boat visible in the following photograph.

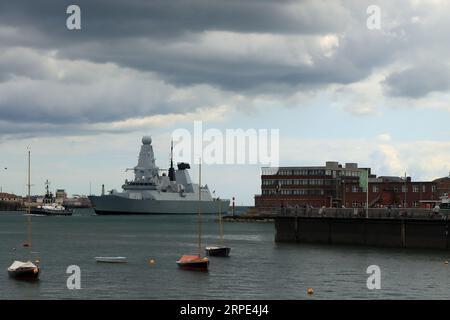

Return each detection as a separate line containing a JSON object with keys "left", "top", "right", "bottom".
{"left": 94, "top": 257, "right": 127, "bottom": 263}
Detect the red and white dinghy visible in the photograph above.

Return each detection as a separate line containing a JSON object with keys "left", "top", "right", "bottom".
{"left": 176, "top": 255, "right": 209, "bottom": 271}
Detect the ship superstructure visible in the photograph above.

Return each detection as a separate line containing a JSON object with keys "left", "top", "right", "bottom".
{"left": 89, "top": 136, "right": 229, "bottom": 215}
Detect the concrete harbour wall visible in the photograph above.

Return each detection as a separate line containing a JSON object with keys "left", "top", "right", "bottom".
{"left": 275, "top": 216, "right": 450, "bottom": 249}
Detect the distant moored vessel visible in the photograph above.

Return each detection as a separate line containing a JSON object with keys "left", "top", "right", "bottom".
{"left": 89, "top": 136, "right": 230, "bottom": 215}
{"left": 30, "top": 180, "right": 73, "bottom": 216}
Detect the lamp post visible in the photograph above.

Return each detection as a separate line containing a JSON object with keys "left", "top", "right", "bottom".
{"left": 403, "top": 172, "right": 407, "bottom": 208}
{"left": 276, "top": 181, "right": 282, "bottom": 215}
{"left": 0, "top": 167, "right": 7, "bottom": 194}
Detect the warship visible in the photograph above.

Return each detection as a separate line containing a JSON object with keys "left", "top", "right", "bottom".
{"left": 89, "top": 136, "right": 230, "bottom": 215}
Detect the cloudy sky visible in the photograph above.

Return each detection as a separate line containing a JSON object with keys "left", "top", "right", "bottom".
{"left": 0, "top": 0, "right": 449, "bottom": 204}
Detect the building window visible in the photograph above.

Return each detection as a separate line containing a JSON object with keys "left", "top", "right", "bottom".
{"left": 372, "top": 185, "right": 379, "bottom": 193}
{"left": 402, "top": 185, "right": 408, "bottom": 193}
{"left": 352, "top": 201, "right": 358, "bottom": 207}
{"left": 394, "top": 186, "right": 398, "bottom": 192}
{"left": 413, "top": 185, "right": 419, "bottom": 193}
{"left": 413, "top": 201, "right": 419, "bottom": 208}
{"left": 422, "top": 185, "right": 426, "bottom": 193}
{"left": 432, "top": 185, "right": 436, "bottom": 193}
{"left": 352, "top": 185, "right": 359, "bottom": 193}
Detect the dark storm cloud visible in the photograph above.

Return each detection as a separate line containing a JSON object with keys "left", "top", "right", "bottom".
{"left": 1, "top": 0, "right": 449, "bottom": 136}
{"left": 383, "top": 64, "right": 450, "bottom": 98}
{"left": 0, "top": 0, "right": 363, "bottom": 91}
{"left": 0, "top": 0, "right": 347, "bottom": 40}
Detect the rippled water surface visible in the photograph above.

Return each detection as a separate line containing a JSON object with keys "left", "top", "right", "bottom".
{"left": 1, "top": 210, "right": 449, "bottom": 299}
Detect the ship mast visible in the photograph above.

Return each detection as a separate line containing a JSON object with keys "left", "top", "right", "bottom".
{"left": 168, "top": 139, "right": 175, "bottom": 181}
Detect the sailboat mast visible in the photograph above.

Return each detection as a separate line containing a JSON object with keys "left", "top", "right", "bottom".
{"left": 27, "top": 148, "right": 32, "bottom": 248}
{"left": 198, "top": 159, "right": 202, "bottom": 256}
{"left": 218, "top": 200, "right": 224, "bottom": 245}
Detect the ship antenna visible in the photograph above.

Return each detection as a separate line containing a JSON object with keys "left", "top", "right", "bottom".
{"left": 171, "top": 139, "right": 174, "bottom": 169}
{"left": 45, "top": 179, "right": 50, "bottom": 196}
{"left": 168, "top": 138, "right": 175, "bottom": 181}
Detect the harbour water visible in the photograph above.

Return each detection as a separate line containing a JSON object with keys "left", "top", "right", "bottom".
{"left": 1, "top": 209, "right": 449, "bottom": 299}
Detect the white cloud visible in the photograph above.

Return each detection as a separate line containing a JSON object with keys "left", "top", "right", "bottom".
{"left": 376, "top": 133, "right": 391, "bottom": 142}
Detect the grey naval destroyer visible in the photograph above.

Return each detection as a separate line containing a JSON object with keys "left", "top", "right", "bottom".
{"left": 89, "top": 136, "right": 230, "bottom": 215}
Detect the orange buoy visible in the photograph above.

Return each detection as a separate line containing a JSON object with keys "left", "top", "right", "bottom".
{"left": 307, "top": 288, "right": 314, "bottom": 295}
{"left": 149, "top": 259, "right": 156, "bottom": 265}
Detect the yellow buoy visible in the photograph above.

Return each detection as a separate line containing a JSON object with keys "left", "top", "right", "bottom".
{"left": 307, "top": 288, "right": 314, "bottom": 295}
{"left": 445, "top": 261, "right": 448, "bottom": 265}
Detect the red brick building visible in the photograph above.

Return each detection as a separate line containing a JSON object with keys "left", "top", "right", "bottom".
{"left": 254, "top": 162, "right": 449, "bottom": 210}
{"left": 434, "top": 176, "right": 450, "bottom": 197}
{"left": 0, "top": 192, "right": 22, "bottom": 202}
{"left": 343, "top": 176, "right": 436, "bottom": 208}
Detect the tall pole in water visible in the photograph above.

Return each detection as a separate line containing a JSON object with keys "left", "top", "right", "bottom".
{"left": 218, "top": 200, "right": 224, "bottom": 245}
{"left": 198, "top": 158, "right": 202, "bottom": 256}
{"left": 366, "top": 170, "right": 369, "bottom": 219}
{"left": 27, "top": 148, "right": 32, "bottom": 248}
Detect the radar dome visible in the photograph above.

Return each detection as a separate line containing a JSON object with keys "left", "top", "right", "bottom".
{"left": 142, "top": 136, "right": 152, "bottom": 145}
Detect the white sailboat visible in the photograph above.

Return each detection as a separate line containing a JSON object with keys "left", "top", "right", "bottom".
{"left": 8, "top": 148, "right": 40, "bottom": 280}
{"left": 205, "top": 199, "right": 231, "bottom": 257}
{"left": 176, "top": 159, "right": 209, "bottom": 271}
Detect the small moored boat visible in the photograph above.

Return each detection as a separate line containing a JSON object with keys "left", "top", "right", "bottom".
{"left": 8, "top": 261, "right": 40, "bottom": 280}
{"left": 8, "top": 150, "right": 41, "bottom": 282}
{"left": 205, "top": 246, "right": 231, "bottom": 257}
{"left": 95, "top": 257, "right": 127, "bottom": 263}
{"left": 205, "top": 198, "right": 231, "bottom": 257}
{"left": 176, "top": 255, "right": 209, "bottom": 271}
{"left": 177, "top": 160, "right": 209, "bottom": 271}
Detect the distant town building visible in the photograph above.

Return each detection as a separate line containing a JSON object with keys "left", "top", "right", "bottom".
{"left": 0, "top": 192, "right": 23, "bottom": 210}
{"left": 63, "top": 196, "right": 92, "bottom": 208}
{"left": 0, "top": 192, "right": 22, "bottom": 202}
{"left": 434, "top": 176, "right": 450, "bottom": 198}
{"left": 254, "top": 162, "right": 450, "bottom": 210}
{"left": 55, "top": 189, "right": 67, "bottom": 199}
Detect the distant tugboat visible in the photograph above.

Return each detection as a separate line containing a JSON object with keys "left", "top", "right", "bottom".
{"left": 206, "top": 200, "right": 231, "bottom": 257}
{"left": 30, "top": 180, "right": 72, "bottom": 216}
{"left": 8, "top": 148, "right": 40, "bottom": 281}
{"left": 177, "top": 160, "right": 209, "bottom": 271}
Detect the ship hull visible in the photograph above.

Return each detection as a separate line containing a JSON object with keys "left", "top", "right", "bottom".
{"left": 205, "top": 246, "right": 231, "bottom": 257}
{"left": 30, "top": 208, "right": 73, "bottom": 216}
{"left": 8, "top": 268, "right": 40, "bottom": 281}
{"left": 89, "top": 195, "right": 230, "bottom": 215}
